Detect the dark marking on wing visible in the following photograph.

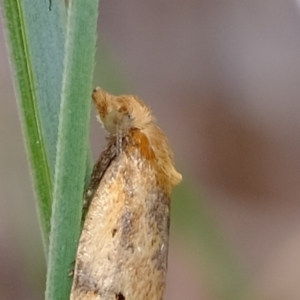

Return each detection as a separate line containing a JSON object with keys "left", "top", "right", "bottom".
{"left": 82, "top": 136, "right": 131, "bottom": 223}
{"left": 121, "top": 207, "right": 132, "bottom": 237}
{"left": 148, "top": 191, "right": 170, "bottom": 272}
{"left": 112, "top": 228, "right": 117, "bottom": 237}
{"left": 74, "top": 262, "right": 100, "bottom": 294}
{"left": 116, "top": 292, "right": 125, "bottom": 300}
{"left": 82, "top": 138, "right": 117, "bottom": 223}
{"left": 120, "top": 207, "right": 135, "bottom": 253}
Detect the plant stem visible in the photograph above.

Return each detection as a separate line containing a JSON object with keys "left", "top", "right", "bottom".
{"left": 45, "top": 0, "right": 100, "bottom": 298}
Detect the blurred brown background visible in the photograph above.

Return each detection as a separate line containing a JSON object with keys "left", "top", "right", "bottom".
{"left": 1, "top": 1, "right": 300, "bottom": 299}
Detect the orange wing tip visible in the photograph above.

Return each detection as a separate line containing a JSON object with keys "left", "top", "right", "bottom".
{"left": 171, "top": 170, "right": 182, "bottom": 186}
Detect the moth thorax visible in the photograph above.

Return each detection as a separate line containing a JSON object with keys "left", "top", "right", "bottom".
{"left": 103, "top": 110, "right": 132, "bottom": 135}
{"left": 102, "top": 110, "right": 131, "bottom": 155}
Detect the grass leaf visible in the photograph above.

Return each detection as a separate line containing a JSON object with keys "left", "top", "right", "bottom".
{"left": 1, "top": 0, "right": 66, "bottom": 252}
{"left": 45, "top": 0, "right": 100, "bottom": 299}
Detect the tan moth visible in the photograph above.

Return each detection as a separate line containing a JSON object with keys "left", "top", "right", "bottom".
{"left": 70, "top": 88, "right": 182, "bottom": 300}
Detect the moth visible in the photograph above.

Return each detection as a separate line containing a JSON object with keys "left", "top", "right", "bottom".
{"left": 70, "top": 88, "right": 182, "bottom": 300}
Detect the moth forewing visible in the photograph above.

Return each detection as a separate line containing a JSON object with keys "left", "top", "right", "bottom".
{"left": 71, "top": 88, "right": 182, "bottom": 300}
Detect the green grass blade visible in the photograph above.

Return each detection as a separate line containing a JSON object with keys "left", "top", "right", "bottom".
{"left": 21, "top": 0, "right": 66, "bottom": 176}
{"left": 45, "top": 0, "right": 100, "bottom": 299}
{"left": 1, "top": 0, "right": 65, "bottom": 252}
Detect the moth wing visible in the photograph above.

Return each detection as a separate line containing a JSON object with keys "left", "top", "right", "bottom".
{"left": 83, "top": 140, "right": 116, "bottom": 215}
{"left": 71, "top": 151, "right": 170, "bottom": 300}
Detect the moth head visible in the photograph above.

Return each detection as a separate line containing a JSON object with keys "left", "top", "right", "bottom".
{"left": 92, "top": 87, "right": 154, "bottom": 135}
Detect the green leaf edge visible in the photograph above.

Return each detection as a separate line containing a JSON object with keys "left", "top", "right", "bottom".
{"left": 21, "top": 0, "right": 66, "bottom": 177}
{"left": 1, "top": 0, "right": 55, "bottom": 252}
